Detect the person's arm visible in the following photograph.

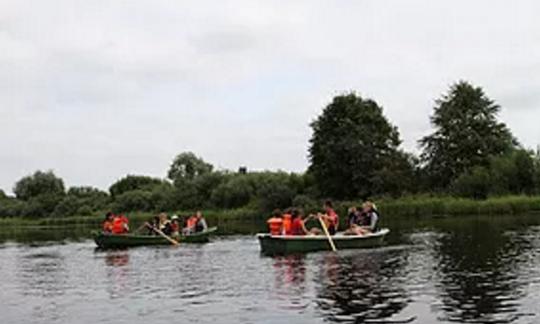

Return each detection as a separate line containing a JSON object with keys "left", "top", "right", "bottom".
{"left": 201, "top": 218, "right": 208, "bottom": 230}
{"left": 369, "top": 213, "right": 378, "bottom": 230}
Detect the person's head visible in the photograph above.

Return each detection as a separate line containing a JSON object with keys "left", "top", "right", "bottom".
{"left": 159, "top": 213, "right": 168, "bottom": 222}
{"left": 348, "top": 206, "right": 357, "bottom": 214}
{"left": 195, "top": 210, "right": 202, "bottom": 218}
{"left": 272, "top": 209, "right": 282, "bottom": 218}
{"left": 105, "top": 212, "right": 114, "bottom": 221}
{"left": 324, "top": 200, "right": 333, "bottom": 211}
{"left": 284, "top": 207, "right": 292, "bottom": 214}
{"left": 171, "top": 215, "right": 179, "bottom": 223}
{"left": 362, "top": 201, "right": 374, "bottom": 212}
{"left": 291, "top": 208, "right": 303, "bottom": 219}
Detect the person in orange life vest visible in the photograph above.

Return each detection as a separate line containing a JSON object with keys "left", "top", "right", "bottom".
{"left": 267, "top": 209, "right": 283, "bottom": 235}
{"left": 102, "top": 212, "right": 114, "bottom": 233}
{"left": 183, "top": 213, "right": 198, "bottom": 235}
{"left": 112, "top": 213, "right": 129, "bottom": 234}
{"left": 282, "top": 208, "right": 293, "bottom": 235}
{"left": 318, "top": 200, "right": 339, "bottom": 235}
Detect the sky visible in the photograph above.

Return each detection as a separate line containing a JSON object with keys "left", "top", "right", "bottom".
{"left": 1, "top": 0, "right": 539, "bottom": 193}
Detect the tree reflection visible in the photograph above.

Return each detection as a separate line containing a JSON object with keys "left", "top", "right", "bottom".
{"left": 433, "top": 218, "right": 532, "bottom": 323}
{"left": 314, "top": 249, "right": 410, "bottom": 323}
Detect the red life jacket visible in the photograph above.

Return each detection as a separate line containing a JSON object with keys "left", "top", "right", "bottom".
{"left": 290, "top": 218, "right": 305, "bottom": 235}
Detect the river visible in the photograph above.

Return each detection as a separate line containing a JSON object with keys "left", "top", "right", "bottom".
{"left": 1, "top": 214, "right": 539, "bottom": 324}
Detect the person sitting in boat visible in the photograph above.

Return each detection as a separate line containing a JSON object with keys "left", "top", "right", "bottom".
{"left": 158, "top": 213, "right": 172, "bottom": 234}
{"left": 102, "top": 212, "right": 114, "bottom": 234}
{"left": 111, "top": 213, "right": 129, "bottom": 234}
{"left": 282, "top": 208, "right": 293, "bottom": 235}
{"left": 347, "top": 201, "right": 379, "bottom": 235}
{"left": 290, "top": 208, "right": 310, "bottom": 235}
{"left": 194, "top": 211, "right": 208, "bottom": 233}
{"left": 267, "top": 209, "right": 283, "bottom": 235}
{"left": 170, "top": 215, "right": 181, "bottom": 236}
{"left": 318, "top": 200, "right": 339, "bottom": 235}
{"left": 361, "top": 201, "right": 379, "bottom": 233}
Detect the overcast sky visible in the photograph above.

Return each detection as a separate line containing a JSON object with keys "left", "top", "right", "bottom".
{"left": 1, "top": 0, "right": 539, "bottom": 193}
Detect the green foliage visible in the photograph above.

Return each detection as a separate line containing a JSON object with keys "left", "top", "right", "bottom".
{"left": 168, "top": 152, "right": 213, "bottom": 184}
{"left": 112, "top": 190, "right": 153, "bottom": 212}
{"left": 308, "top": 93, "right": 408, "bottom": 199}
{"left": 452, "top": 166, "right": 491, "bottom": 199}
{"left": 211, "top": 174, "right": 256, "bottom": 209}
{"left": 13, "top": 170, "right": 65, "bottom": 201}
{"left": 420, "top": 81, "right": 516, "bottom": 188}
{"left": 109, "top": 175, "right": 165, "bottom": 197}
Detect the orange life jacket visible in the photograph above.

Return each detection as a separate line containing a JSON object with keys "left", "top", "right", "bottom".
{"left": 187, "top": 216, "right": 197, "bottom": 228}
{"left": 112, "top": 216, "right": 127, "bottom": 234}
{"left": 282, "top": 214, "right": 292, "bottom": 235}
{"left": 267, "top": 217, "right": 283, "bottom": 235}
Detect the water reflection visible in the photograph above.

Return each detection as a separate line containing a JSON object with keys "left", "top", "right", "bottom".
{"left": 433, "top": 218, "right": 533, "bottom": 323}
{"left": 314, "top": 249, "right": 410, "bottom": 323}
{"left": 103, "top": 250, "right": 131, "bottom": 299}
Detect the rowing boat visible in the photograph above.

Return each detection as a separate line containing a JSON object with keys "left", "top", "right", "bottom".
{"left": 257, "top": 228, "right": 389, "bottom": 255}
{"left": 93, "top": 227, "right": 218, "bottom": 248}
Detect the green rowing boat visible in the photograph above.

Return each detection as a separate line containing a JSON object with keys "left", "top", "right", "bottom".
{"left": 93, "top": 227, "right": 218, "bottom": 248}
{"left": 257, "top": 228, "right": 389, "bottom": 255}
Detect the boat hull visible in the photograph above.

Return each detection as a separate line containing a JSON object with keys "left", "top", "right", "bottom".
{"left": 93, "top": 227, "right": 218, "bottom": 248}
{"left": 257, "top": 228, "right": 389, "bottom": 255}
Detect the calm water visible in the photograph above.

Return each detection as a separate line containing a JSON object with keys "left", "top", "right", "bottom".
{"left": 1, "top": 214, "right": 540, "bottom": 324}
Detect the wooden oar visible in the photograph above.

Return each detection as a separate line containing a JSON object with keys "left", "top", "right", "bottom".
{"left": 145, "top": 223, "right": 179, "bottom": 246}
{"left": 318, "top": 216, "right": 337, "bottom": 252}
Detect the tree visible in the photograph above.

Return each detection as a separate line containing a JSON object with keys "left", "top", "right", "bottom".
{"left": 109, "top": 175, "right": 165, "bottom": 197}
{"left": 419, "top": 81, "right": 516, "bottom": 189}
{"left": 308, "top": 93, "right": 403, "bottom": 199}
{"left": 167, "top": 152, "right": 213, "bottom": 185}
{"left": 13, "top": 170, "right": 65, "bottom": 201}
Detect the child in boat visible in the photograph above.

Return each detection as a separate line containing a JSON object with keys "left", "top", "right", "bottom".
{"left": 183, "top": 213, "right": 198, "bottom": 235}
{"left": 194, "top": 211, "right": 208, "bottom": 233}
{"left": 170, "top": 215, "right": 180, "bottom": 236}
{"left": 317, "top": 200, "right": 339, "bottom": 235}
{"left": 346, "top": 201, "right": 379, "bottom": 235}
{"left": 111, "top": 213, "right": 129, "bottom": 234}
{"left": 102, "top": 212, "right": 114, "bottom": 233}
{"left": 282, "top": 208, "right": 293, "bottom": 235}
{"left": 291, "top": 209, "right": 321, "bottom": 235}
{"left": 267, "top": 209, "right": 283, "bottom": 235}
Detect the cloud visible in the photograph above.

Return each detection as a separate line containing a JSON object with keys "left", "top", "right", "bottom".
{"left": 0, "top": 0, "right": 539, "bottom": 192}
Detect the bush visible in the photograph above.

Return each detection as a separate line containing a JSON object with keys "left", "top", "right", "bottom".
{"left": 452, "top": 166, "right": 491, "bottom": 199}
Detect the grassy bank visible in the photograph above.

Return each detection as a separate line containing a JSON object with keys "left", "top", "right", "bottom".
{"left": 374, "top": 195, "right": 540, "bottom": 218}
{"left": 1, "top": 195, "right": 540, "bottom": 231}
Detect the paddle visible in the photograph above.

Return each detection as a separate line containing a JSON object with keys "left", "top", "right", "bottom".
{"left": 318, "top": 216, "right": 337, "bottom": 252}
{"left": 145, "top": 222, "right": 179, "bottom": 246}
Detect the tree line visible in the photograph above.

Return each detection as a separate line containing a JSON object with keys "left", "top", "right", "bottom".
{"left": 1, "top": 81, "right": 540, "bottom": 218}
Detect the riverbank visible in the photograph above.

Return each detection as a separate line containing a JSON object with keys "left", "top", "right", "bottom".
{"left": 1, "top": 195, "right": 539, "bottom": 232}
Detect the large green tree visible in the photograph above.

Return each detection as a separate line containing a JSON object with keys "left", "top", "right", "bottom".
{"left": 308, "top": 93, "right": 406, "bottom": 199}
{"left": 13, "top": 170, "right": 66, "bottom": 217}
{"left": 167, "top": 152, "right": 213, "bottom": 185}
{"left": 13, "top": 170, "right": 65, "bottom": 201}
{"left": 419, "top": 81, "right": 516, "bottom": 188}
